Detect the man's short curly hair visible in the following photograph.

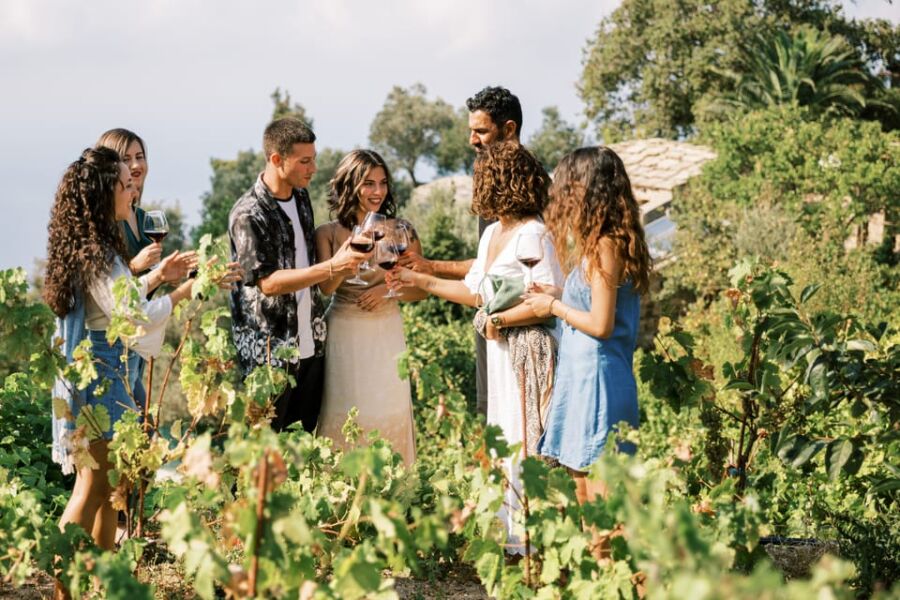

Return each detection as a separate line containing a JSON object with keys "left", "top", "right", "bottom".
{"left": 471, "top": 141, "right": 549, "bottom": 221}
{"left": 466, "top": 86, "right": 522, "bottom": 137}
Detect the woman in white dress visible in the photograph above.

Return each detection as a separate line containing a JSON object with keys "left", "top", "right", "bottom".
{"left": 390, "top": 142, "right": 563, "bottom": 552}
{"left": 314, "top": 150, "right": 427, "bottom": 465}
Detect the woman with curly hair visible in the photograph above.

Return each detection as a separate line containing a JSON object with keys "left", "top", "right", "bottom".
{"left": 44, "top": 147, "right": 217, "bottom": 562}
{"left": 524, "top": 147, "right": 651, "bottom": 528}
{"left": 314, "top": 149, "right": 426, "bottom": 465}
{"left": 391, "top": 141, "right": 563, "bottom": 552}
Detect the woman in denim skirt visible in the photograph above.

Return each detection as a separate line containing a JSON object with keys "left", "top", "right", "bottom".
{"left": 43, "top": 147, "right": 233, "bottom": 565}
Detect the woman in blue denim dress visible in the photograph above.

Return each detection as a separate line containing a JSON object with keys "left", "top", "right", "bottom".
{"left": 43, "top": 147, "right": 200, "bottom": 558}
{"left": 523, "top": 147, "right": 652, "bottom": 556}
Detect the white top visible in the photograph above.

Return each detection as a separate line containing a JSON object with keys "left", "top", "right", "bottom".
{"left": 464, "top": 219, "right": 564, "bottom": 318}
{"left": 84, "top": 256, "right": 173, "bottom": 359}
{"left": 462, "top": 218, "right": 564, "bottom": 554}
{"left": 275, "top": 198, "right": 314, "bottom": 360}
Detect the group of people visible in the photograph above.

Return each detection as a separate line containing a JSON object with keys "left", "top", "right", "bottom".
{"left": 44, "top": 85, "right": 651, "bottom": 575}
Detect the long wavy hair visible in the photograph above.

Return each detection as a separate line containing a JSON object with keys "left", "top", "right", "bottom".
{"left": 545, "top": 146, "right": 651, "bottom": 294}
{"left": 96, "top": 128, "right": 146, "bottom": 204}
{"left": 328, "top": 149, "right": 397, "bottom": 229}
{"left": 471, "top": 141, "right": 549, "bottom": 221}
{"left": 44, "top": 147, "right": 128, "bottom": 317}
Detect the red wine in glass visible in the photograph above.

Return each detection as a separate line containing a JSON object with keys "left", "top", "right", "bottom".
{"left": 145, "top": 230, "right": 168, "bottom": 244}
{"left": 350, "top": 238, "right": 375, "bottom": 253}
{"left": 518, "top": 257, "right": 540, "bottom": 269}
{"left": 372, "top": 230, "right": 386, "bottom": 241}
{"left": 378, "top": 258, "right": 398, "bottom": 270}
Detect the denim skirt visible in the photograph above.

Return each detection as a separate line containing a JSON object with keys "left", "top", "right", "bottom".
{"left": 83, "top": 330, "right": 142, "bottom": 439}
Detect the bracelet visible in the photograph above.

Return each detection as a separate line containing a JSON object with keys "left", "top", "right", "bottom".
{"left": 549, "top": 298, "right": 557, "bottom": 316}
{"left": 563, "top": 306, "right": 572, "bottom": 323}
{"left": 328, "top": 260, "right": 334, "bottom": 279}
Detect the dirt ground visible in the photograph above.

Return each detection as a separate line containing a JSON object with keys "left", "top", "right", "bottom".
{"left": 0, "top": 565, "right": 488, "bottom": 599}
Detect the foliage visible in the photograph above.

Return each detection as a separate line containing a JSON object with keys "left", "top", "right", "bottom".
{"left": 270, "top": 87, "right": 315, "bottom": 125}
{"left": 369, "top": 83, "right": 458, "bottom": 186}
{"left": 434, "top": 106, "right": 475, "bottom": 176}
{"left": 526, "top": 106, "right": 585, "bottom": 172}
{"left": 644, "top": 262, "right": 900, "bottom": 592}
{"left": 706, "top": 26, "right": 882, "bottom": 119}
{"left": 192, "top": 149, "right": 265, "bottom": 245}
{"left": 664, "top": 105, "right": 900, "bottom": 306}
{"left": 579, "top": 0, "right": 894, "bottom": 138}
{"left": 1, "top": 255, "right": 897, "bottom": 595}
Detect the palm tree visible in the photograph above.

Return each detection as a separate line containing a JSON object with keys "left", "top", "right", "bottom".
{"left": 713, "top": 26, "right": 879, "bottom": 117}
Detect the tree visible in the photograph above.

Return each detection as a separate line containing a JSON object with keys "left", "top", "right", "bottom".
{"left": 306, "top": 147, "right": 345, "bottom": 224}
{"left": 578, "top": 0, "right": 892, "bottom": 139}
{"left": 708, "top": 26, "right": 879, "bottom": 118}
{"left": 434, "top": 107, "right": 475, "bottom": 175}
{"left": 527, "top": 106, "right": 584, "bottom": 172}
{"left": 369, "top": 83, "right": 456, "bottom": 186}
{"left": 191, "top": 150, "right": 265, "bottom": 244}
{"left": 270, "top": 87, "right": 314, "bottom": 125}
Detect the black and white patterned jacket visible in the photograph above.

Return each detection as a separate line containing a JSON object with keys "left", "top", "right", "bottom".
{"left": 228, "top": 175, "right": 327, "bottom": 373}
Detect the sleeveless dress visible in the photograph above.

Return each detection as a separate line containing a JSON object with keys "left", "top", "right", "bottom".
{"left": 316, "top": 222, "right": 416, "bottom": 465}
{"left": 537, "top": 264, "right": 641, "bottom": 471}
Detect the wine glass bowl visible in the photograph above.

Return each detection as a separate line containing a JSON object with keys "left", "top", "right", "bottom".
{"left": 515, "top": 232, "right": 544, "bottom": 287}
{"left": 377, "top": 239, "right": 401, "bottom": 299}
{"left": 346, "top": 225, "right": 373, "bottom": 285}
{"left": 358, "top": 212, "right": 387, "bottom": 272}
{"left": 143, "top": 210, "right": 169, "bottom": 245}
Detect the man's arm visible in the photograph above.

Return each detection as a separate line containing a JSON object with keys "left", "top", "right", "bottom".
{"left": 397, "top": 251, "right": 474, "bottom": 280}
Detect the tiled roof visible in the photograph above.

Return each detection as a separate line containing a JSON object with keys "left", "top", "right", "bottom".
{"left": 608, "top": 138, "right": 717, "bottom": 212}
{"left": 411, "top": 140, "right": 716, "bottom": 213}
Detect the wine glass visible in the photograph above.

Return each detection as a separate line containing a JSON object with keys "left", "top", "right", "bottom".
{"left": 346, "top": 225, "right": 374, "bottom": 285}
{"left": 391, "top": 221, "right": 411, "bottom": 256}
{"left": 515, "top": 232, "right": 544, "bottom": 287}
{"left": 358, "top": 212, "right": 387, "bottom": 272}
{"left": 143, "top": 210, "right": 169, "bottom": 246}
{"left": 376, "top": 239, "right": 401, "bottom": 299}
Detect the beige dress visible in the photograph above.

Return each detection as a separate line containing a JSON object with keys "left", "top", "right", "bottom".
{"left": 316, "top": 221, "right": 416, "bottom": 465}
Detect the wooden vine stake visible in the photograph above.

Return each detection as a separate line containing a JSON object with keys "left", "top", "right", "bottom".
{"left": 248, "top": 450, "right": 271, "bottom": 597}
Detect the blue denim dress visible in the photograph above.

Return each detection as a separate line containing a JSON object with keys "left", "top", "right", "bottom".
{"left": 537, "top": 266, "right": 640, "bottom": 471}
{"left": 84, "top": 330, "right": 143, "bottom": 438}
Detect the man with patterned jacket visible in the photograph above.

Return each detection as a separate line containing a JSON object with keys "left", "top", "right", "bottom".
{"left": 229, "top": 117, "right": 367, "bottom": 432}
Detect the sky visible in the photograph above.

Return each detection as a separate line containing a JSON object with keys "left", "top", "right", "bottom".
{"left": 1, "top": 0, "right": 897, "bottom": 276}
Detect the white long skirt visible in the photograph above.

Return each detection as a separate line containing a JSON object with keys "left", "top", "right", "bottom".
{"left": 486, "top": 336, "right": 528, "bottom": 555}
{"left": 317, "top": 303, "right": 416, "bottom": 465}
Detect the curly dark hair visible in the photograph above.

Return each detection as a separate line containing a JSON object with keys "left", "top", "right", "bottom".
{"left": 544, "top": 147, "right": 651, "bottom": 294}
{"left": 43, "top": 147, "right": 128, "bottom": 317}
{"left": 466, "top": 86, "right": 522, "bottom": 137}
{"left": 328, "top": 149, "right": 397, "bottom": 229}
{"left": 471, "top": 141, "right": 549, "bottom": 221}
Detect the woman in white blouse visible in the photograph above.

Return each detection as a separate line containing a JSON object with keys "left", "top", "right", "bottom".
{"left": 43, "top": 147, "right": 236, "bottom": 558}
{"left": 389, "top": 142, "right": 563, "bottom": 554}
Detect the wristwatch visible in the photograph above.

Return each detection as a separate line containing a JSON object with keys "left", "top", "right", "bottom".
{"left": 490, "top": 315, "right": 503, "bottom": 329}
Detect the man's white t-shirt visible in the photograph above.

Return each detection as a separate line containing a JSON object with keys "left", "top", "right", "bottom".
{"left": 275, "top": 197, "right": 315, "bottom": 360}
